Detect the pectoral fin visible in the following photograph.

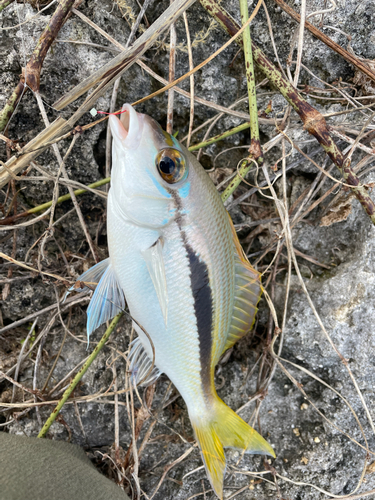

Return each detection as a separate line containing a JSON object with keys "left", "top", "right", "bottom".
{"left": 142, "top": 238, "right": 168, "bottom": 325}
{"left": 66, "top": 258, "right": 124, "bottom": 340}
{"left": 66, "top": 258, "right": 110, "bottom": 296}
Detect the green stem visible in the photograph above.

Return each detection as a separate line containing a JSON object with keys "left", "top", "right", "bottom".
{"left": 188, "top": 121, "right": 251, "bottom": 151}
{"left": 221, "top": 158, "right": 252, "bottom": 203}
{"left": 0, "top": 82, "right": 24, "bottom": 133}
{"left": 0, "top": 0, "right": 14, "bottom": 13}
{"left": 220, "top": 0, "right": 262, "bottom": 203}
{"left": 38, "top": 312, "right": 123, "bottom": 438}
{"left": 0, "top": 177, "right": 111, "bottom": 225}
{"left": 29, "top": 177, "right": 110, "bottom": 214}
{"left": 239, "top": 0, "right": 261, "bottom": 153}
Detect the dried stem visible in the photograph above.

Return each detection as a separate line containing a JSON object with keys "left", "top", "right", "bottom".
{"left": 104, "top": 0, "right": 154, "bottom": 186}
{"left": 35, "top": 93, "right": 99, "bottom": 263}
{"left": 166, "top": 0, "right": 177, "bottom": 135}
{"left": 0, "top": 0, "right": 75, "bottom": 133}
{"left": 183, "top": 12, "right": 194, "bottom": 148}
{"left": 54, "top": 0, "right": 196, "bottom": 118}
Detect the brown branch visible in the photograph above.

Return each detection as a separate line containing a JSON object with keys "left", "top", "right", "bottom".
{"left": 199, "top": 0, "right": 375, "bottom": 225}
{"left": 273, "top": 0, "right": 375, "bottom": 85}
{"left": 0, "top": 0, "right": 75, "bottom": 133}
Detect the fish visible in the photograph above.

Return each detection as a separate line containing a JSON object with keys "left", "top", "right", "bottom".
{"left": 70, "top": 103, "right": 275, "bottom": 498}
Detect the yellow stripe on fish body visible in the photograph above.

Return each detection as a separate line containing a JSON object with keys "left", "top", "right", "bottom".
{"left": 69, "top": 104, "right": 275, "bottom": 499}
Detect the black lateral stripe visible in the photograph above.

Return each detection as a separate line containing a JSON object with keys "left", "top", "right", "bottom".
{"left": 186, "top": 244, "right": 213, "bottom": 392}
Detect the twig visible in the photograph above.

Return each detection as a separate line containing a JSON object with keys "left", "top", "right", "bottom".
{"left": 111, "top": 353, "right": 120, "bottom": 456}
{"left": 199, "top": 0, "right": 375, "bottom": 225}
{"left": 149, "top": 448, "right": 194, "bottom": 500}
{"left": 0, "top": 0, "right": 75, "bottom": 133}
{"left": 2, "top": 177, "right": 17, "bottom": 300}
{"left": 0, "top": 117, "right": 70, "bottom": 189}
{"left": 0, "top": 0, "right": 59, "bottom": 31}
{"left": 292, "top": 0, "right": 306, "bottom": 86}
{"left": 183, "top": 12, "right": 194, "bottom": 148}
{"left": 37, "top": 312, "right": 123, "bottom": 438}
{"left": 0, "top": 252, "right": 71, "bottom": 284}
{"left": 132, "top": 1, "right": 263, "bottom": 108}
{"left": 35, "top": 94, "right": 98, "bottom": 263}
{"left": 33, "top": 334, "right": 46, "bottom": 428}
{"left": 11, "top": 318, "right": 38, "bottom": 402}
{"left": 104, "top": 0, "right": 154, "bottom": 186}
{"left": 69, "top": 9, "right": 275, "bottom": 126}
{"left": 0, "top": 371, "right": 38, "bottom": 397}
{"left": 166, "top": 0, "right": 177, "bottom": 135}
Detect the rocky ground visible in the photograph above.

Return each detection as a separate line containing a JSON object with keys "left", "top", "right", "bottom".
{"left": 1, "top": 0, "right": 375, "bottom": 499}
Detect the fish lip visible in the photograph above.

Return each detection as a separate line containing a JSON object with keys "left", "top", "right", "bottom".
{"left": 109, "top": 103, "right": 144, "bottom": 150}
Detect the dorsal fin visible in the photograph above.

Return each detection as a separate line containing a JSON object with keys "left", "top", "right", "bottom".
{"left": 223, "top": 215, "right": 262, "bottom": 353}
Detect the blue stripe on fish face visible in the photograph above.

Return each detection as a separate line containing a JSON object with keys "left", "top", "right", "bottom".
{"left": 178, "top": 182, "right": 190, "bottom": 199}
{"left": 146, "top": 170, "right": 172, "bottom": 198}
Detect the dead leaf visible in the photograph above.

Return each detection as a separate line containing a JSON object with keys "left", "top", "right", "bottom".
{"left": 208, "top": 167, "right": 233, "bottom": 185}
{"left": 320, "top": 195, "right": 354, "bottom": 227}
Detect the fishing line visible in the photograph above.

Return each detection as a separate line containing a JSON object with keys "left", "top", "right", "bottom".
{"left": 90, "top": 108, "right": 128, "bottom": 117}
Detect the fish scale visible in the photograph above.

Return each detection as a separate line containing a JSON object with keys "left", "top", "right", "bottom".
{"left": 70, "top": 103, "right": 275, "bottom": 499}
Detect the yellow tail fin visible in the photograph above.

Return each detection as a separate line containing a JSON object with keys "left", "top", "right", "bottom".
{"left": 191, "top": 397, "right": 275, "bottom": 499}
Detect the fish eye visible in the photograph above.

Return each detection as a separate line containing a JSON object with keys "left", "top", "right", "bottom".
{"left": 156, "top": 148, "right": 187, "bottom": 184}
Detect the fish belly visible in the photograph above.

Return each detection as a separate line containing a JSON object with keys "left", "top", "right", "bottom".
{"left": 107, "top": 194, "right": 207, "bottom": 413}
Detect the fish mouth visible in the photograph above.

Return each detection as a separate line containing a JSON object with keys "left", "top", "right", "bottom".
{"left": 109, "top": 103, "right": 144, "bottom": 150}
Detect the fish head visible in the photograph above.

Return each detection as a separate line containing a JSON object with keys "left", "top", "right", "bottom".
{"left": 109, "top": 103, "right": 191, "bottom": 229}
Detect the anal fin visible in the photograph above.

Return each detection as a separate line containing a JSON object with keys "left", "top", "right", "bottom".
{"left": 223, "top": 216, "right": 262, "bottom": 353}
{"left": 128, "top": 337, "right": 161, "bottom": 387}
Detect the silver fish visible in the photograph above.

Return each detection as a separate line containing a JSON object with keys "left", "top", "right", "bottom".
{"left": 71, "top": 104, "right": 275, "bottom": 498}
